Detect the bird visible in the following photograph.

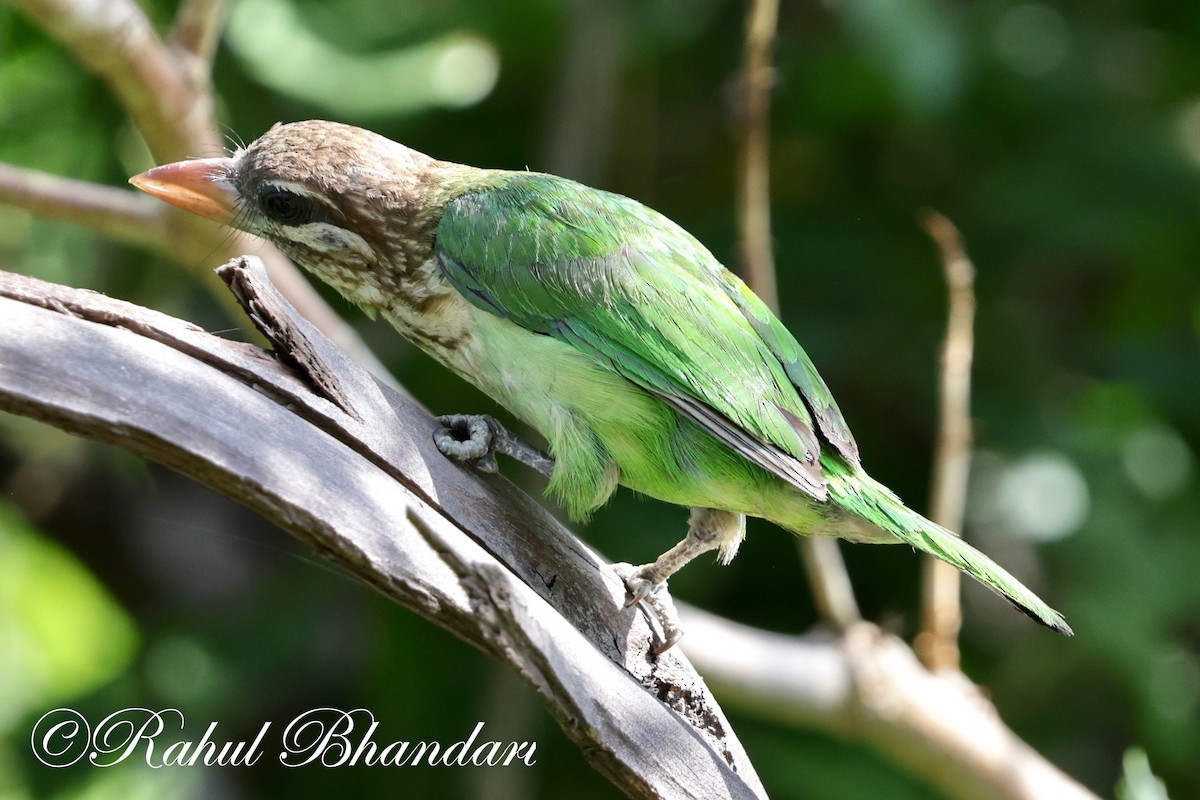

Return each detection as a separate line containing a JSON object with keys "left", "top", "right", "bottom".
{"left": 131, "top": 120, "right": 1071, "bottom": 648}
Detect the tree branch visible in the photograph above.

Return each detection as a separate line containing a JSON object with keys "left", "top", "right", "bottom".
{"left": 681, "top": 610, "right": 1100, "bottom": 800}
{"left": 170, "top": 0, "right": 229, "bottom": 69}
{"left": 0, "top": 261, "right": 1098, "bottom": 799}
{"left": 10, "top": 0, "right": 218, "bottom": 164}
{"left": 733, "top": 0, "right": 861, "bottom": 628}
{"left": 735, "top": 0, "right": 780, "bottom": 312}
{"left": 4, "top": 0, "right": 395, "bottom": 388}
{"left": 0, "top": 162, "right": 166, "bottom": 251}
{"left": 0, "top": 262, "right": 766, "bottom": 800}
{"left": 915, "top": 211, "right": 977, "bottom": 671}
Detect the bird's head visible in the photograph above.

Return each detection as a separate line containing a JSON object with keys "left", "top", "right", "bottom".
{"left": 132, "top": 120, "right": 462, "bottom": 308}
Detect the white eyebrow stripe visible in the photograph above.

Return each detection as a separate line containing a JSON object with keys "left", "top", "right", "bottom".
{"left": 258, "top": 180, "right": 321, "bottom": 199}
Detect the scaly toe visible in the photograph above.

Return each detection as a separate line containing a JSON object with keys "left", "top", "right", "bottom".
{"left": 433, "top": 414, "right": 493, "bottom": 462}
{"left": 611, "top": 563, "right": 685, "bottom": 655}
{"left": 612, "top": 563, "right": 657, "bottom": 607}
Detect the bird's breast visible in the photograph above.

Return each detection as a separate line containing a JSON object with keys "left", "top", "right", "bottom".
{"left": 381, "top": 257, "right": 478, "bottom": 359}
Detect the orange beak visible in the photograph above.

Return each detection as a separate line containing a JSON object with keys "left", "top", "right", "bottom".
{"left": 129, "top": 158, "right": 239, "bottom": 224}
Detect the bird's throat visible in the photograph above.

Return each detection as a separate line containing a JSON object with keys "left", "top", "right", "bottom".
{"left": 374, "top": 257, "right": 479, "bottom": 357}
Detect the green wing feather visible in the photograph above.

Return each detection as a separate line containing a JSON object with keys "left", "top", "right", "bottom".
{"left": 433, "top": 173, "right": 1071, "bottom": 636}
{"left": 717, "top": 277, "right": 860, "bottom": 464}
{"left": 435, "top": 173, "right": 857, "bottom": 498}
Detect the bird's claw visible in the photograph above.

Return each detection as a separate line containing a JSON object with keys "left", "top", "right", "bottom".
{"left": 434, "top": 413, "right": 556, "bottom": 477}
{"left": 620, "top": 573, "right": 656, "bottom": 608}
{"left": 613, "top": 563, "right": 684, "bottom": 655}
{"left": 434, "top": 414, "right": 500, "bottom": 472}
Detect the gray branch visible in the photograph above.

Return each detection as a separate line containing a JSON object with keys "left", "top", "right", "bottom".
{"left": 0, "top": 260, "right": 766, "bottom": 800}
{"left": 6, "top": 0, "right": 396, "bottom": 387}
{"left": 0, "top": 260, "right": 1099, "bottom": 800}
{"left": 680, "top": 610, "right": 1099, "bottom": 800}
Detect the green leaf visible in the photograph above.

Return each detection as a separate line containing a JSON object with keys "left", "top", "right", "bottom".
{"left": 1116, "top": 748, "right": 1172, "bottom": 800}
{"left": 0, "top": 500, "right": 138, "bottom": 733}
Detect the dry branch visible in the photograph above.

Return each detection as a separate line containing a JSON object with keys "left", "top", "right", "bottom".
{"left": 916, "top": 211, "right": 977, "bottom": 671}
{"left": 171, "top": 0, "right": 230, "bottom": 69}
{"left": 0, "top": 259, "right": 1099, "bottom": 800}
{"left": 0, "top": 261, "right": 766, "bottom": 800}
{"left": 0, "top": 162, "right": 166, "bottom": 251}
{"left": 682, "top": 610, "right": 1099, "bottom": 800}
{"left": 735, "top": 0, "right": 780, "bottom": 311}
{"left": 733, "top": 0, "right": 861, "bottom": 629}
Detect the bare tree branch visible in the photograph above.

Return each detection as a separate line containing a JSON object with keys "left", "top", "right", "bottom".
{"left": 170, "top": 0, "right": 230, "bottom": 69}
{"left": 915, "top": 211, "right": 977, "bottom": 671}
{"left": 10, "top": 0, "right": 218, "bottom": 163}
{"left": 0, "top": 256, "right": 1097, "bottom": 800}
{"left": 682, "top": 610, "right": 1100, "bottom": 800}
{"left": 735, "top": 0, "right": 780, "bottom": 312}
{"left": 0, "top": 262, "right": 767, "bottom": 800}
{"left": 733, "top": 0, "right": 861, "bottom": 629}
{"left": 0, "top": 162, "right": 166, "bottom": 251}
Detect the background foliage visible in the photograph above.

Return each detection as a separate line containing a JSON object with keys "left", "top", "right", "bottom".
{"left": 1, "top": 0, "right": 1198, "bottom": 797}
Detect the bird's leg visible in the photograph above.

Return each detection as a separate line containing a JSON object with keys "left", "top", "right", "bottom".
{"left": 434, "top": 414, "right": 555, "bottom": 477}
{"left": 616, "top": 507, "right": 746, "bottom": 654}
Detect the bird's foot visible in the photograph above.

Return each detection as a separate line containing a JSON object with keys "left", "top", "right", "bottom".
{"left": 613, "top": 563, "right": 684, "bottom": 655}
{"left": 434, "top": 414, "right": 555, "bottom": 477}
{"left": 434, "top": 414, "right": 499, "bottom": 472}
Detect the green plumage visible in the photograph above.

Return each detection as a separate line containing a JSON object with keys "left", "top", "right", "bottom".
{"left": 434, "top": 172, "right": 1070, "bottom": 634}
{"left": 133, "top": 120, "right": 1070, "bottom": 636}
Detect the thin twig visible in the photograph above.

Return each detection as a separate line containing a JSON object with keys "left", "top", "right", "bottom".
{"left": 11, "top": 0, "right": 219, "bottom": 163}
{"left": 170, "top": 0, "right": 230, "bottom": 68}
{"left": 735, "top": 0, "right": 779, "bottom": 311}
{"left": 0, "top": 163, "right": 166, "bottom": 251}
{"left": 915, "top": 211, "right": 977, "bottom": 671}
{"left": 734, "top": 0, "right": 861, "bottom": 628}
{"left": 797, "top": 540, "right": 861, "bottom": 627}
{"left": 6, "top": 0, "right": 398, "bottom": 387}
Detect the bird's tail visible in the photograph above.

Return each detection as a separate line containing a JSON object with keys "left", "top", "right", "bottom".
{"left": 826, "top": 470, "right": 1073, "bottom": 635}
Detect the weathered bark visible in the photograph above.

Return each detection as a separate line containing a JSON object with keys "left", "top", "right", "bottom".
{"left": 0, "top": 261, "right": 766, "bottom": 800}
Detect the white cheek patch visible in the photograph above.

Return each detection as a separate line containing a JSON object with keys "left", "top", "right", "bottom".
{"left": 287, "top": 221, "right": 377, "bottom": 263}
{"left": 249, "top": 180, "right": 376, "bottom": 261}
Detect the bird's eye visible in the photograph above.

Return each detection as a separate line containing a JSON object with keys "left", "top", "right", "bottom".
{"left": 258, "top": 188, "right": 318, "bottom": 226}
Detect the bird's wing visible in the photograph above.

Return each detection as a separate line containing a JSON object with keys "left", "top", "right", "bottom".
{"left": 709, "top": 269, "right": 860, "bottom": 465}
{"left": 435, "top": 173, "right": 858, "bottom": 498}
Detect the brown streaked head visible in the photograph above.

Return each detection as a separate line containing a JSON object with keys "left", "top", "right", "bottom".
{"left": 130, "top": 120, "right": 469, "bottom": 309}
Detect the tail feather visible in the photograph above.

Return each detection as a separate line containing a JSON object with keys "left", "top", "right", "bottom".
{"left": 830, "top": 471, "right": 1073, "bottom": 635}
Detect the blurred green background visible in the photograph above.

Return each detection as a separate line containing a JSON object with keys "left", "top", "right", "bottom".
{"left": 1, "top": 0, "right": 1198, "bottom": 797}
